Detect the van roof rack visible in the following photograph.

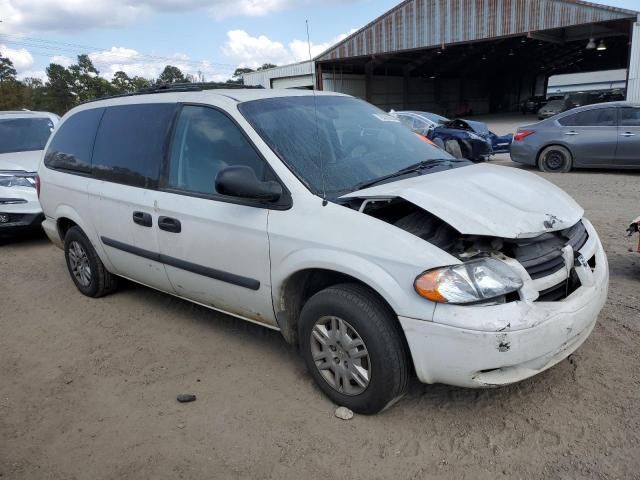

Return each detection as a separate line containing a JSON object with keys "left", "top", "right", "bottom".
{"left": 82, "top": 82, "right": 263, "bottom": 105}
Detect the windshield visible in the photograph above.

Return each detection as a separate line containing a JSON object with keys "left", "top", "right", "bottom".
{"left": 544, "top": 100, "right": 565, "bottom": 109}
{"left": 239, "top": 96, "right": 460, "bottom": 196}
{"left": 0, "top": 117, "right": 55, "bottom": 154}
{"left": 413, "top": 112, "right": 449, "bottom": 124}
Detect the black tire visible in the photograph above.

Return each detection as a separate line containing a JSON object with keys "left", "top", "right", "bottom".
{"left": 299, "top": 283, "right": 409, "bottom": 414}
{"left": 538, "top": 145, "right": 573, "bottom": 173}
{"left": 64, "top": 226, "right": 118, "bottom": 298}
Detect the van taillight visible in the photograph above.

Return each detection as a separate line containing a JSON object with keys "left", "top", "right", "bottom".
{"left": 35, "top": 175, "right": 41, "bottom": 198}
{"left": 514, "top": 130, "right": 535, "bottom": 142}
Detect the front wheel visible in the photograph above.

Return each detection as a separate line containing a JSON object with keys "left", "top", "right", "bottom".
{"left": 444, "top": 139, "right": 464, "bottom": 159}
{"left": 538, "top": 145, "right": 573, "bottom": 173}
{"left": 299, "top": 284, "right": 409, "bottom": 414}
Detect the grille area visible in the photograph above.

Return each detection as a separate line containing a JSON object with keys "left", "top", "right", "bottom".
{"left": 537, "top": 270, "right": 582, "bottom": 302}
{"left": 507, "top": 221, "right": 589, "bottom": 280}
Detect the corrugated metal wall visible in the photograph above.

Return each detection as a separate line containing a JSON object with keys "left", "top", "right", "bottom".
{"left": 628, "top": 20, "right": 640, "bottom": 102}
{"left": 323, "top": 74, "right": 367, "bottom": 98}
{"left": 243, "top": 62, "right": 314, "bottom": 88}
{"left": 322, "top": 73, "right": 493, "bottom": 115}
{"left": 318, "top": 0, "right": 635, "bottom": 61}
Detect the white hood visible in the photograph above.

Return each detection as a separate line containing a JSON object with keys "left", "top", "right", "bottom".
{"left": 0, "top": 150, "right": 43, "bottom": 172}
{"left": 342, "top": 163, "right": 584, "bottom": 239}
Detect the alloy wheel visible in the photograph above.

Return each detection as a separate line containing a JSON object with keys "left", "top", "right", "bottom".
{"left": 68, "top": 241, "right": 92, "bottom": 287}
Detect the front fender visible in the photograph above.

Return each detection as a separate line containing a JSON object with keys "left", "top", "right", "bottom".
{"left": 272, "top": 247, "right": 437, "bottom": 321}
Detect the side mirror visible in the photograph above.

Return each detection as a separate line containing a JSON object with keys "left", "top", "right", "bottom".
{"left": 215, "top": 165, "right": 283, "bottom": 202}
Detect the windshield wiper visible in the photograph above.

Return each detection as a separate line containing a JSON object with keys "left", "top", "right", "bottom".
{"left": 353, "top": 159, "right": 465, "bottom": 191}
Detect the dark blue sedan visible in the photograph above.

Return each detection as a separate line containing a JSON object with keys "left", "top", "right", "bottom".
{"left": 392, "top": 111, "right": 513, "bottom": 161}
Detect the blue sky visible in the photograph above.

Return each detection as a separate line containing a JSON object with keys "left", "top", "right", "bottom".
{"left": 0, "top": 0, "right": 637, "bottom": 82}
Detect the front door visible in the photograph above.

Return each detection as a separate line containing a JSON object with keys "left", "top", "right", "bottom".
{"left": 616, "top": 106, "right": 640, "bottom": 166}
{"left": 156, "top": 104, "right": 276, "bottom": 326}
{"left": 557, "top": 107, "right": 619, "bottom": 167}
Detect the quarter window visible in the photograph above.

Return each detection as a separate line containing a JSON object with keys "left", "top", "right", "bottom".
{"left": 619, "top": 108, "right": 640, "bottom": 127}
{"left": 44, "top": 108, "right": 104, "bottom": 173}
{"left": 167, "top": 105, "right": 268, "bottom": 196}
{"left": 92, "top": 104, "right": 176, "bottom": 188}
{"left": 559, "top": 108, "right": 617, "bottom": 127}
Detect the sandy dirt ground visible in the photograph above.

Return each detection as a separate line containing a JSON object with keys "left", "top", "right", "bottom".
{"left": 2, "top": 116, "right": 640, "bottom": 479}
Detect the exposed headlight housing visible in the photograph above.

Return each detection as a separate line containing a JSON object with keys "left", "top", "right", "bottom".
{"left": 467, "top": 132, "right": 483, "bottom": 141}
{"left": 0, "top": 173, "right": 36, "bottom": 189}
{"left": 414, "top": 258, "right": 523, "bottom": 304}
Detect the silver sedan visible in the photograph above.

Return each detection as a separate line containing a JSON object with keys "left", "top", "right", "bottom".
{"left": 511, "top": 102, "right": 640, "bottom": 172}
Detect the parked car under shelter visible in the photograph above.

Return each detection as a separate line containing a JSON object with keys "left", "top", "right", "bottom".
{"left": 391, "top": 110, "right": 512, "bottom": 160}
{"left": 512, "top": 102, "right": 640, "bottom": 172}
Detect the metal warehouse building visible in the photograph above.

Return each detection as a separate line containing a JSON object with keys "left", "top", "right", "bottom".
{"left": 244, "top": 0, "right": 640, "bottom": 115}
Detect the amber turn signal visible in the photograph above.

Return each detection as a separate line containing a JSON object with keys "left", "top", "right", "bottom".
{"left": 414, "top": 270, "right": 448, "bottom": 303}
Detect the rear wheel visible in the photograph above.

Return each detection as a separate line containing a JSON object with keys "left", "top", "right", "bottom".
{"left": 538, "top": 146, "right": 573, "bottom": 173}
{"left": 299, "top": 283, "right": 409, "bottom": 414}
{"left": 64, "top": 226, "right": 118, "bottom": 298}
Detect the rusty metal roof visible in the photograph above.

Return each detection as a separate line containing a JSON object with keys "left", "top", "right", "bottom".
{"left": 316, "top": 0, "right": 638, "bottom": 62}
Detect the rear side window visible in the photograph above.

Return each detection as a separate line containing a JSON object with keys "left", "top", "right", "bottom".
{"left": 44, "top": 108, "right": 104, "bottom": 173}
{"left": 619, "top": 108, "right": 640, "bottom": 127}
{"left": 558, "top": 108, "right": 617, "bottom": 127}
{"left": 92, "top": 104, "right": 176, "bottom": 188}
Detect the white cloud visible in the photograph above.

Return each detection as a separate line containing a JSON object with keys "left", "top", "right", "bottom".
{"left": 221, "top": 30, "right": 291, "bottom": 69}
{"left": 221, "top": 29, "right": 356, "bottom": 69}
{"left": 210, "top": 0, "right": 299, "bottom": 20}
{"left": 0, "top": 43, "right": 34, "bottom": 69}
{"left": 289, "top": 29, "right": 357, "bottom": 61}
{"left": 86, "top": 46, "right": 230, "bottom": 82}
{"left": 0, "top": 0, "right": 358, "bottom": 32}
{"left": 49, "top": 55, "right": 73, "bottom": 67}
{"left": 16, "top": 69, "right": 47, "bottom": 82}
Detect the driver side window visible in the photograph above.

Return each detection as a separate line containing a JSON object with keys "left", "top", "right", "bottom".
{"left": 168, "top": 105, "right": 267, "bottom": 195}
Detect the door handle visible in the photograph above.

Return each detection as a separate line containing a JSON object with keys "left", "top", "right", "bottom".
{"left": 564, "top": 131, "right": 579, "bottom": 136}
{"left": 158, "top": 216, "right": 181, "bottom": 233}
{"left": 620, "top": 132, "right": 636, "bottom": 137}
{"left": 132, "top": 211, "right": 152, "bottom": 227}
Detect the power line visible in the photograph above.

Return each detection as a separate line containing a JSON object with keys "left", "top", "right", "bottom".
{"left": 0, "top": 33, "right": 239, "bottom": 68}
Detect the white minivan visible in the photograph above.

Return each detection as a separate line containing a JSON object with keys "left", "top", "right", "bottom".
{"left": 38, "top": 88, "right": 608, "bottom": 413}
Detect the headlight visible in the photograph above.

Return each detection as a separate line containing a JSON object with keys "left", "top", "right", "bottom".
{"left": 414, "top": 258, "right": 523, "bottom": 304}
{"left": 0, "top": 174, "right": 36, "bottom": 189}
{"left": 467, "top": 132, "right": 483, "bottom": 141}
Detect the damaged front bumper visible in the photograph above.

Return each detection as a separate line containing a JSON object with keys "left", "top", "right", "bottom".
{"left": 399, "top": 220, "right": 609, "bottom": 388}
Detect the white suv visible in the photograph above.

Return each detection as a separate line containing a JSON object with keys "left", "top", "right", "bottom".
{"left": 38, "top": 88, "right": 609, "bottom": 413}
{"left": 0, "top": 110, "right": 58, "bottom": 234}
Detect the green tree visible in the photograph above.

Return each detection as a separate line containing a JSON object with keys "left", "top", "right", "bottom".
{"left": 157, "top": 65, "right": 186, "bottom": 84}
{"left": 130, "top": 76, "right": 151, "bottom": 91}
{"left": 44, "top": 63, "right": 75, "bottom": 115}
{"left": 226, "top": 67, "right": 254, "bottom": 85}
{"left": 257, "top": 63, "right": 277, "bottom": 71}
{"left": 18, "top": 77, "right": 47, "bottom": 110}
{"left": 233, "top": 67, "right": 254, "bottom": 78}
{"left": 112, "top": 70, "right": 132, "bottom": 93}
{"left": 0, "top": 53, "right": 17, "bottom": 83}
{"left": 68, "top": 54, "right": 115, "bottom": 102}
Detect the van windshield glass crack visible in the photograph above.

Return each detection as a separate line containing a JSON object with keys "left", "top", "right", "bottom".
{"left": 239, "top": 96, "right": 470, "bottom": 197}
